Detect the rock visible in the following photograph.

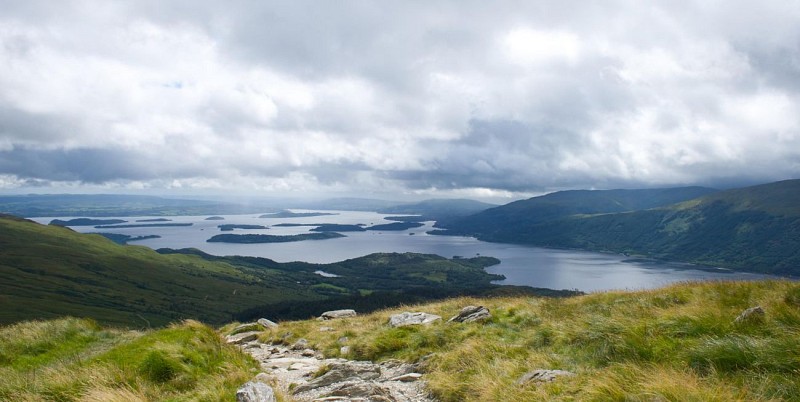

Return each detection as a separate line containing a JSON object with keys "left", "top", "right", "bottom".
{"left": 319, "top": 309, "right": 358, "bottom": 320}
{"left": 338, "top": 336, "right": 349, "bottom": 344}
{"left": 236, "top": 381, "right": 276, "bottom": 402}
{"left": 227, "top": 331, "right": 261, "bottom": 345}
{"left": 258, "top": 318, "right": 279, "bottom": 329}
{"left": 319, "top": 326, "right": 334, "bottom": 332}
{"left": 516, "top": 369, "right": 575, "bottom": 385}
{"left": 340, "top": 346, "right": 351, "bottom": 355}
{"left": 293, "top": 362, "right": 381, "bottom": 393}
{"left": 390, "top": 373, "right": 423, "bottom": 382}
{"left": 326, "top": 381, "right": 394, "bottom": 400}
{"left": 301, "top": 349, "right": 316, "bottom": 357}
{"left": 388, "top": 312, "right": 442, "bottom": 328}
{"left": 735, "top": 306, "right": 765, "bottom": 324}
{"left": 448, "top": 306, "right": 491, "bottom": 323}
{"left": 291, "top": 338, "right": 309, "bottom": 350}
{"left": 232, "top": 322, "right": 261, "bottom": 333}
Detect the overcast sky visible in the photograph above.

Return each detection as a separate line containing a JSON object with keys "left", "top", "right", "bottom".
{"left": 1, "top": 1, "right": 799, "bottom": 201}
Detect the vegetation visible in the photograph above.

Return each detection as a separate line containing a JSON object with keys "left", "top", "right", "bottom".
{"left": 0, "top": 214, "right": 536, "bottom": 327}
{"left": 252, "top": 279, "right": 800, "bottom": 401}
{"left": 50, "top": 218, "right": 127, "bottom": 226}
{"left": 0, "top": 317, "right": 256, "bottom": 401}
{"left": 206, "top": 232, "right": 345, "bottom": 243}
{"left": 259, "top": 210, "right": 338, "bottom": 218}
{"left": 367, "top": 222, "right": 425, "bottom": 231}
{"left": 95, "top": 223, "right": 193, "bottom": 229}
{"left": 309, "top": 224, "right": 367, "bottom": 232}
{"left": 438, "top": 180, "right": 800, "bottom": 275}
{"left": 217, "top": 224, "right": 268, "bottom": 231}
{"left": 92, "top": 233, "right": 161, "bottom": 245}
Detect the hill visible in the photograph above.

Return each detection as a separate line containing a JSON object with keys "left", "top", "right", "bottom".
{"left": 378, "top": 198, "right": 497, "bottom": 222}
{"left": 436, "top": 180, "right": 800, "bottom": 275}
{"left": 6, "top": 280, "right": 798, "bottom": 401}
{"left": 0, "top": 214, "right": 556, "bottom": 327}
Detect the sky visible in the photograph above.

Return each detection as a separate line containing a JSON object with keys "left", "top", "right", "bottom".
{"left": 1, "top": 1, "right": 799, "bottom": 202}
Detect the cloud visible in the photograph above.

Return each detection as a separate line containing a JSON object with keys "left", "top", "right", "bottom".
{"left": 0, "top": 1, "right": 799, "bottom": 199}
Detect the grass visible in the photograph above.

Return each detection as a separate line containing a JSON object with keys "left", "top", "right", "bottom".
{"left": 0, "top": 317, "right": 258, "bottom": 401}
{"left": 242, "top": 279, "right": 800, "bottom": 401}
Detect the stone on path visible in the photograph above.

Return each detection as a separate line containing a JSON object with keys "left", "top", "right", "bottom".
{"left": 389, "top": 312, "right": 441, "bottom": 328}
{"left": 319, "top": 309, "right": 358, "bottom": 320}
{"left": 236, "top": 381, "right": 276, "bottom": 402}
{"left": 226, "top": 331, "right": 261, "bottom": 344}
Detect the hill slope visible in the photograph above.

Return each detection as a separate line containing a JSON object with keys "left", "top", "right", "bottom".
{"left": 437, "top": 181, "right": 800, "bottom": 275}
{"left": 0, "top": 215, "right": 529, "bottom": 326}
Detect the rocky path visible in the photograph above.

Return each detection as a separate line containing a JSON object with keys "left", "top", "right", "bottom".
{"left": 237, "top": 339, "right": 435, "bottom": 402}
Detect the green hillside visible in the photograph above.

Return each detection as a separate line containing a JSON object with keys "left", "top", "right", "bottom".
{"left": 437, "top": 180, "right": 800, "bottom": 275}
{"left": 0, "top": 215, "right": 527, "bottom": 327}
{"left": 5, "top": 280, "right": 798, "bottom": 401}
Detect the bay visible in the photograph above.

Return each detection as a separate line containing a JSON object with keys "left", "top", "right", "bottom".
{"left": 33, "top": 210, "right": 777, "bottom": 292}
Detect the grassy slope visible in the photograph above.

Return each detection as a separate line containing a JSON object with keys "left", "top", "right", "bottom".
{"left": 0, "top": 215, "right": 321, "bottom": 327}
{"left": 0, "top": 317, "right": 256, "bottom": 401}
{"left": 244, "top": 279, "right": 800, "bottom": 401}
{"left": 0, "top": 215, "right": 513, "bottom": 327}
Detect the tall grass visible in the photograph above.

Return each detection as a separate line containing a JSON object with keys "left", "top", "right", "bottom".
{"left": 0, "top": 318, "right": 257, "bottom": 401}
{"left": 254, "top": 280, "right": 800, "bottom": 401}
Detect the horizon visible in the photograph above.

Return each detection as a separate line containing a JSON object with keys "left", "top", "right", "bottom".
{"left": 1, "top": 2, "right": 800, "bottom": 200}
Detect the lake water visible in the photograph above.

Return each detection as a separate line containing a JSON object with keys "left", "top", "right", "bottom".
{"left": 34, "top": 211, "right": 778, "bottom": 292}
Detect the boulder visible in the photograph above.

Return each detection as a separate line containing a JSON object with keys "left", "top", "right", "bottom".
{"left": 291, "top": 338, "right": 309, "bottom": 350}
{"left": 293, "top": 362, "right": 381, "bottom": 393}
{"left": 734, "top": 306, "right": 765, "bottom": 324}
{"left": 388, "top": 312, "right": 441, "bottom": 328}
{"left": 226, "top": 331, "right": 261, "bottom": 345}
{"left": 448, "top": 306, "right": 491, "bottom": 323}
{"left": 258, "top": 318, "right": 279, "bottom": 329}
{"left": 516, "top": 369, "right": 575, "bottom": 385}
{"left": 236, "top": 381, "right": 276, "bottom": 402}
{"left": 325, "top": 381, "right": 394, "bottom": 400}
{"left": 319, "top": 309, "right": 357, "bottom": 320}
{"left": 232, "top": 322, "right": 261, "bottom": 334}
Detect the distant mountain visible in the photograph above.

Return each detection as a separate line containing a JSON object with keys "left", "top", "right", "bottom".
{"left": 437, "top": 180, "right": 800, "bottom": 275}
{"left": 378, "top": 198, "right": 497, "bottom": 221}
{"left": 439, "top": 186, "right": 717, "bottom": 234}
{"left": 0, "top": 194, "right": 263, "bottom": 217}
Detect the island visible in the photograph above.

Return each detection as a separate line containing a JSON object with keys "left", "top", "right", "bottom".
{"left": 94, "top": 223, "right": 193, "bottom": 229}
{"left": 50, "top": 218, "right": 127, "bottom": 226}
{"left": 259, "top": 210, "right": 339, "bottom": 218}
{"left": 309, "top": 224, "right": 367, "bottom": 232}
{"left": 383, "top": 215, "right": 430, "bottom": 223}
{"left": 135, "top": 218, "right": 172, "bottom": 222}
{"left": 217, "top": 224, "right": 268, "bottom": 231}
{"left": 366, "top": 222, "right": 425, "bottom": 231}
{"left": 205, "top": 216, "right": 225, "bottom": 220}
{"left": 92, "top": 233, "right": 161, "bottom": 245}
{"left": 207, "top": 232, "right": 346, "bottom": 243}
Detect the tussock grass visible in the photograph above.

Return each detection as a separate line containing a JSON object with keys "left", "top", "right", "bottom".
{"left": 0, "top": 318, "right": 257, "bottom": 401}
{"left": 255, "top": 280, "right": 800, "bottom": 401}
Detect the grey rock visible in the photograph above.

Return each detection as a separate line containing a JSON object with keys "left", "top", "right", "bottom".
{"left": 388, "top": 312, "right": 441, "bottom": 328}
{"left": 291, "top": 338, "right": 309, "bottom": 350}
{"left": 236, "top": 381, "right": 276, "bottom": 402}
{"left": 326, "top": 381, "right": 394, "bottom": 400}
{"left": 293, "top": 362, "right": 381, "bottom": 393}
{"left": 232, "top": 322, "right": 261, "bottom": 334}
{"left": 258, "top": 318, "right": 279, "bottom": 329}
{"left": 319, "top": 309, "right": 358, "bottom": 320}
{"left": 319, "top": 326, "right": 335, "bottom": 332}
{"left": 253, "top": 372, "right": 272, "bottom": 383}
{"left": 301, "top": 348, "right": 316, "bottom": 357}
{"left": 516, "top": 369, "right": 575, "bottom": 385}
{"left": 390, "top": 373, "right": 422, "bottom": 382}
{"left": 448, "top": 306, "right": 491, "bottom": 323}
{"left": 338, "top": 336, "right": 349, "bottom": 344}
{"left": 227, "top": 331, "right": 261, "bottom": 345}
{"left": 735, "top": 306, "right": 765, "bottom": 324}
{"left": 340, "top": 346, "right": 351, "bottom": 355}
